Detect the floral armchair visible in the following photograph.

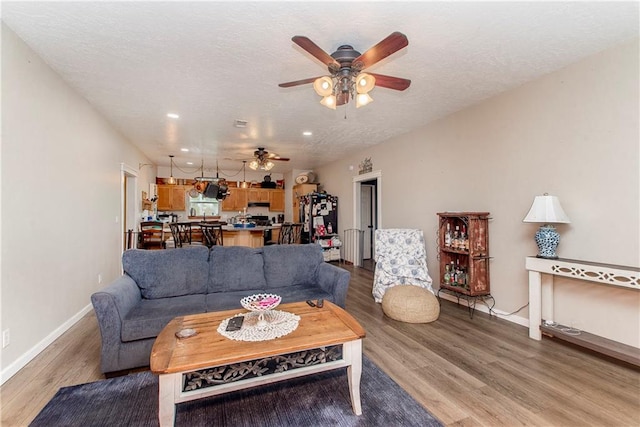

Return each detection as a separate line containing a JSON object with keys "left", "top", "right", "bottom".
{"left": 372, "top": 228, "right": 433, "bottom": 303}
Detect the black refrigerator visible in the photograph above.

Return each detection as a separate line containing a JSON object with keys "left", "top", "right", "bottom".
{"left": 299, "top": 193, "right": 338, "bottom": 243}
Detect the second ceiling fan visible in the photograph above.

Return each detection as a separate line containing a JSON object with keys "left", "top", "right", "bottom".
{"left": 249, "top": 147, "right": 289, "bottom": 171}
{"left": 279, "top": 32, "right": 411, "bottom": 109}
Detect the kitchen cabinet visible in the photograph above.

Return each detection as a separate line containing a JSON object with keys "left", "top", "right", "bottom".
{"left": 293, "top": 183, "right": 318, "bottom": 222}
{"left": 221, "top": 188, "right": 248, "bottom": 211}
{"left": 269, "top": 189, "right": 285, "bottom": 212}
{"left": 248, "top": 188, "right": 270, "bottom": 203}
{"left": 157, "top": 185, "right": 186, "bottom": 211}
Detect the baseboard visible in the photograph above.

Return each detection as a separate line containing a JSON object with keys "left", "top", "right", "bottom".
{"left": 0, "top": 303, "right": 93, "bottom": 386}
{"left": 438, "top": 292, "right": 529, "bottom": 328}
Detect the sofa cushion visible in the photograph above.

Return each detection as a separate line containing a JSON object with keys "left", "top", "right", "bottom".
{"left": 123, "top": 246, "right": 210, "bottom": 299}
{"left": 207, "top": 246, "right": 267, "bottom": 293}
{"left": 205, "top": 290, "right": 266, "bottom": 313}
{"left": 121, "top": 294, "right": 207, "bottom": 342}
{"left": 267, "top": 284, "right": 333, "bottom": 306}
{"left": 262, "top": 244, "right": 323, "bottom": 289}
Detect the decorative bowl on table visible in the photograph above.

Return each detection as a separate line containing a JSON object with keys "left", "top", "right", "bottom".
{"left": 240, "top": 294, "right": 282, "bottom": 327}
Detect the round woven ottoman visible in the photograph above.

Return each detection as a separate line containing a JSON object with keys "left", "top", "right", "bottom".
{"left": 381, "top": 285, "right": 440, "bottom": 323}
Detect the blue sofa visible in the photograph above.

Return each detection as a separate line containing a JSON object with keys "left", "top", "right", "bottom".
{"left": 91, "top": 244, "right": 350, "bottom": 374}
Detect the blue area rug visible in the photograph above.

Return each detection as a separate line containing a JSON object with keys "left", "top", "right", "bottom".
{"left": 31, "top": 356, "right": 442, "bottom": 426}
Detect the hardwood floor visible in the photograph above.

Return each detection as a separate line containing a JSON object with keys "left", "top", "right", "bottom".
{"left": 1, "top": 265, "right": 639, "bottom": 426}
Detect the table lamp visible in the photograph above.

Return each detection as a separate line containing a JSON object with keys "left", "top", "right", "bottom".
{"left": 523, "top": 194, "right": 571, "bottom": 259}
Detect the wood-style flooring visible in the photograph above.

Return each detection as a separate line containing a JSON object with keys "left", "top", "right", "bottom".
{"left": 1, "top": 265, "right": 639, "bottom": 426}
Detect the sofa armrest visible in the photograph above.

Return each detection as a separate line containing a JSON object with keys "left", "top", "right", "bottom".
{"left": 316, "top": 263, "right": 350, "bottom": 308}
{"left": 90, "top": 275, "right": 142, "bottom": 372}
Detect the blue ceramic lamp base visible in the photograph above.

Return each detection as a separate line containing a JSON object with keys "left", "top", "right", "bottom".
{"left": 534, "top": 224, "right": 561, "bottom": 259}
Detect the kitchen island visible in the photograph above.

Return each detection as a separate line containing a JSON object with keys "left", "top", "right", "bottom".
{"left": 160, "top": 220, "right": 281, "bottom": 248}
{"left": 221, "top": 224, "right": 281, "bottom": 248}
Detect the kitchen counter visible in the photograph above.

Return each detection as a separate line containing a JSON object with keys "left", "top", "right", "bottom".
{"left": 160, "top": 222, "right": 282, "bottom": 248}
{"left": 221, "top": 224, "right": 281, "bottom": 232}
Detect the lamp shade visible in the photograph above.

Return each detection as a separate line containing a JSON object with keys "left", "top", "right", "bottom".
{"left": 248, "top": 160, "right": 260, "bottom": 170}
{"left": 313, "top": 76, "right": 333, "bottom": 97}
{"left": 356, "top": 73, "right": 376, "bottom": 94}
{"left": 523, "top": 195, "right": 570, "bottom": 224}
{"left": 356, "top": 93, "right": 373, "bottom": 108}
{"left": 263, "top": 160, "right": 275, "bottom": 171}
{"left": 320, "top": 95, "right": 337, "bottom": 110}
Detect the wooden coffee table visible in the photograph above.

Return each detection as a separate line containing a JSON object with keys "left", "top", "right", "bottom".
{"left": 150, "top": 300, "right": 366, "bottom": 426}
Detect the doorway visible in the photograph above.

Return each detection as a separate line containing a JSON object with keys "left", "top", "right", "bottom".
{"left": 352, "top": 170, "right": 382, "bottom": 270}
{"left": 121, "top": 163, "right": 138, "bottom": 253}
{"left": 360, "top": 179, "right": 377, "bottom": 271}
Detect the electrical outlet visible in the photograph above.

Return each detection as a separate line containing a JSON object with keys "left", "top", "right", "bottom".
{"left": 98, "top": 274, "right": 103, "bottom": 284}
{"left": 2, "top": 329, "right": 10, "bottom": 348}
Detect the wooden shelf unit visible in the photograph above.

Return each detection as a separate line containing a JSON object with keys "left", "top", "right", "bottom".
{"left": 437, "top": 212, "right": 491, "bottom": 296}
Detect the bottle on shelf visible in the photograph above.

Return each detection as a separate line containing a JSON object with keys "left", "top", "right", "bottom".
{"left": 453, "top": 226, "right": 460, "bottom": 250}
{"left": 460, "top": 225, "right": 468, "bottom": 251}
{"left": 327, "top": 222, "right": 333, "bottom": 234}
{"left": 457, "top": 265, "right": 466, "bottom": 287}
{"left": 444, "top": 264, "right": 451, "bottom": 285}
{"left": 445, "top": 223, "right": 452, "bottom": 248}
{"left": 449, "top": 261, "right": 455, "bottom": 284}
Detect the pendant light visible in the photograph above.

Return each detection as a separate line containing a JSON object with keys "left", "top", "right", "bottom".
{"left": 167, "top": 155, "right": 177, "bottom": 185}
{"left": 240, "top": 161, "right": 250, "bottom": 188}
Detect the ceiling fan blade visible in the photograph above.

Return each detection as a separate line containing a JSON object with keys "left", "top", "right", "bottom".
{"left": 292, "top": 36, "right": 340, "bottom": 69}
{"left": 368, "top": 73, "right": 411, "bottom": 91}
{"left": 265, "top": 152, "right": 290, "bottom": 161}
{"left": 336, "top": 92, "right": 350, "bottom": 106}
{"left": 352, "top": 32, "right": 409, "bottom": 70}
{"left": 278, "top": 76, "right": 322, "bottom": 88}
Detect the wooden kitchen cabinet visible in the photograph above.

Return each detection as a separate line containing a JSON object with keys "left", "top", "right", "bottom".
{"left": 221, "top": 188, "right": 248, "bottom": 211}
{"left": 269, "top": 189, "right": 285, "bottom": 212}
{"left": 157, "top": 185, "right": 186, "bottom": 211}
{"left": 248, "top": 188, "right": 270, "bottom": 203}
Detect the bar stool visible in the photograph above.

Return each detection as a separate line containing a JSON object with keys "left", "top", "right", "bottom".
{"left": 267, "top": 223, "right": 302, "bottom": 245}
{"left": 169, "top": 222, "right": 193, "bottom": 247}
{"left": 201, "top": 223, "right": 223, "bottom": 248}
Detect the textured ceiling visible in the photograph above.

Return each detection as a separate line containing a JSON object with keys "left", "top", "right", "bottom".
{"left": 2, "top": 2, "right": 638, "bottom": 173}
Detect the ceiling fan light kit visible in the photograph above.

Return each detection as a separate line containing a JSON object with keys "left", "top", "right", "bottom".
{"left": 248, "top": 147, "right": 288, "bottom": 171}
{"left": 280, "top": 32, "right": 411, "bottom": 110}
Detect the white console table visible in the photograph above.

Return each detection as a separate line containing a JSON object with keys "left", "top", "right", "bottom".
{"left": 526, "top": 257, "right": 640, "bottom": 366}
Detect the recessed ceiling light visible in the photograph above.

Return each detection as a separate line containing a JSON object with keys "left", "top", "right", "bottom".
{"left": 303, "top": 131, "right": 313, "bottom": 136}
{"left": 180, "top": 148, "right": 189, "bottom": 152}
{"left": 167, "top": 113, "right": 180, "bottom": 119}
{"left": 186, "top": 161, "right": 194, "bottom": 165}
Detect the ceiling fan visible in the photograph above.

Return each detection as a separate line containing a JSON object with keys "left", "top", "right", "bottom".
{"left": 279, "top": 32, "right": 411, "bottom": 109}
{"left": 249, "top": 147, "right": 289, "bottom": 171}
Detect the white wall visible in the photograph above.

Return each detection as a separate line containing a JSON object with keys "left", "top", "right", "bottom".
{"left": 316, "top": 39, "right": 640, "bottom": 347}
{"left": 0, "top": 24, "right": 155, "bottom": 381}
